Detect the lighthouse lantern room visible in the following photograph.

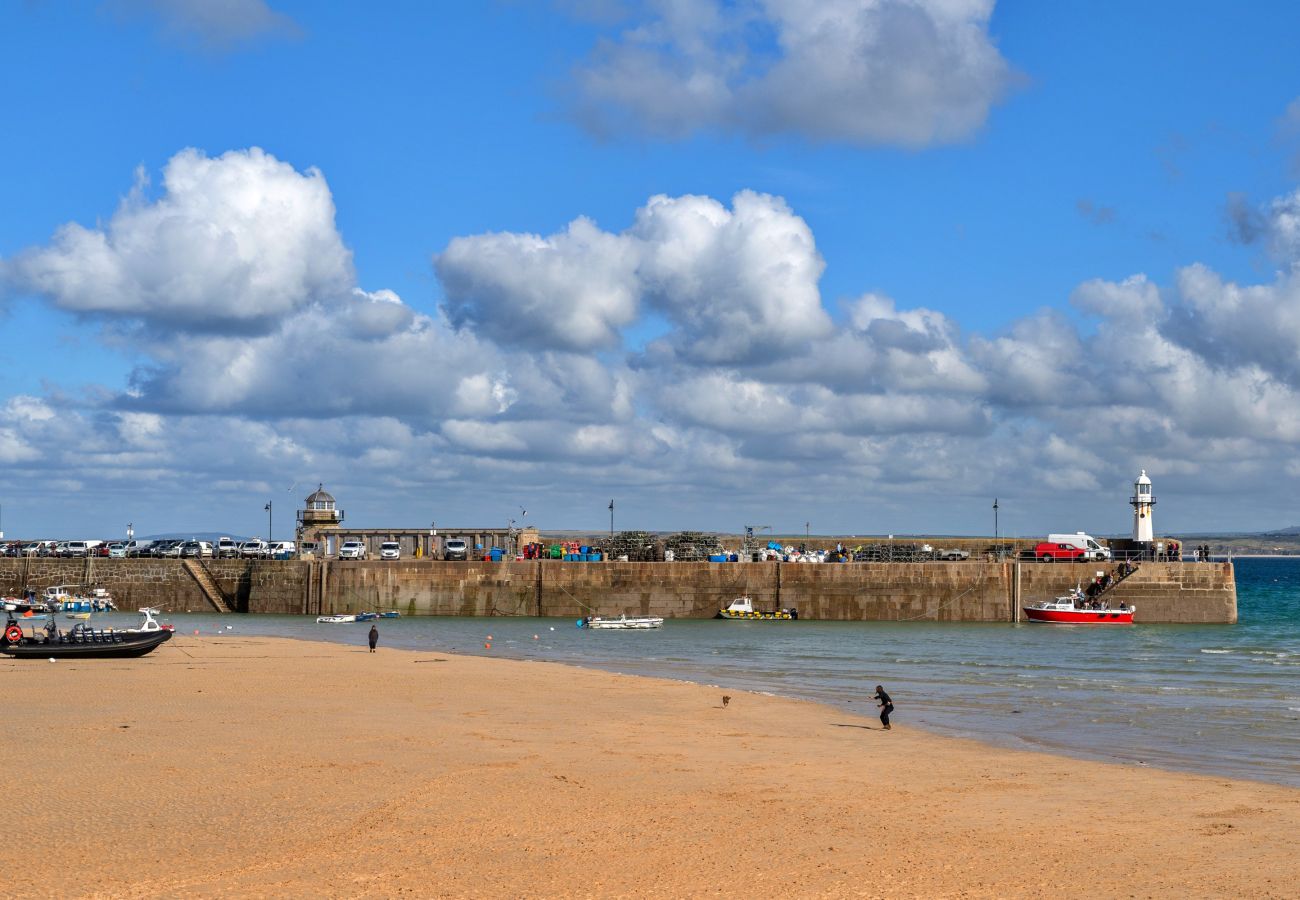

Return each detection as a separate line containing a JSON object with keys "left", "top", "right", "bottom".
{"left": 1130, "top": 470, "right": 1156, "bottom": 543}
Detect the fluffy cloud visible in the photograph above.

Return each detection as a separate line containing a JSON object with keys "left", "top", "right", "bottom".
{"left": 438, "top": 190, "right": 829, "bottom": 363}
{"left": 567, "top": 0, "right": 1014, "bottom": 146}
{"left": 8, "top": 148, "right": 352, "bottom": 333}
{"left": 110, "top": 0, "right": 298, "bottom": 48}
{"left": 11, "top": 150, "right": 1300, "bottom": 534}
{"left": 437, "top": 217, "right": 640, "bottom": 352}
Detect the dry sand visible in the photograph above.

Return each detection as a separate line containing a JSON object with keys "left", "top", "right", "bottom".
{"left": 2, "top": 635, "right": 1297, "bottom": 899}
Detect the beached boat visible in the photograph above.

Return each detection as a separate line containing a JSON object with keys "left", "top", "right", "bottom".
{"left": 1023, "top": 588, "right": 1135, "bottom": 624}
{"left": 717, "top": 596, "right": 798, "bottom": 620}
{"left": 316, "top": 614, "right": 358, "bottom": 624}
{"left": 1, "top": 611, "right": 172, "bottom": 659}
{"left": 578, "top": 614, "right": 664, "bottom": 630}
{"left": 378, "top": 611, "right": 401, "bottom": 618}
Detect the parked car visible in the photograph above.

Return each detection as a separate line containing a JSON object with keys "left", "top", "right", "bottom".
{"left": 239, "top": 539, "right": 268, "bottom": 559}
{"left": 936, "top": 548, "right": 970, "bottom": 561}
{"left": 267, "top": 541, "right": 296, "bottom": 559}
{"left": 125, "top": 539, "right": 156, "bottom": 557}
{"left": 155, "top": 540, "right": 184, "bottom": 558}
{"left": 179, "top": 540, "right": 213, "bottom": 559}
{"left": 380, "top": 541, "right": 401, "bottom": 560}
{"left": 106, "top": 542, "right": 128, "bottom": 558}
{"left": 442, "top": 538, "right": 468, "bottom": 561}
{"left": 338, "top": 540, "right": 367, "bottom": 560}
{"left": 216, "top": 537, "right": 240, "bottom": 558}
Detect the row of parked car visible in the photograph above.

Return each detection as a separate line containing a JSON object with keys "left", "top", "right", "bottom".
{"left": 0, "top": 538, "right": 297, "bottom": 559}
{"left": 2, "top": 536, "right": 474, "bottom": 561}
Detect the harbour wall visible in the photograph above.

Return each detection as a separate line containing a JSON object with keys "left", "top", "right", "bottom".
{"left": 0, "top": 558, "right": 1237, "bottom": 623}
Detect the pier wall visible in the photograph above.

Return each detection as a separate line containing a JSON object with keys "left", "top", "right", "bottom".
{"left": 0, "top": 558, "right": 1236, "bottom": 623}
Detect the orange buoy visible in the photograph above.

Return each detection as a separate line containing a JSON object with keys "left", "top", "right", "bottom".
{"left": 5, "top": 625, "right": 23, "bottom": 643}
{"left": 485, "top": 642, "right": 491, "bottom": 649}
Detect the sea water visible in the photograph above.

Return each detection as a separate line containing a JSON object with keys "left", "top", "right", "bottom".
{"left": 99, "top": 557, "right": 1299, "bottom": 787}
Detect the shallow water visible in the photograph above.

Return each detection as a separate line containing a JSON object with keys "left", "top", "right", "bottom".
{"left": 83, "top": 557, "right": 1299, "bottom": 787}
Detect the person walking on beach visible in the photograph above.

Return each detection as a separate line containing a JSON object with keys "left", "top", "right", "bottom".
{"left": 368, "top": 624, "right": 378, "bottom": 653}
{"left": 873, "top": 685, "right": 894, "bottom": 730}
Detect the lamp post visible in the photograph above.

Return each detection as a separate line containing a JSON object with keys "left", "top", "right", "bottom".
{"left": 993, "top": 498, "right": 999, "bottom": 559}
{"left": 608, "top": 499, "right": 614, "bottom": 538}
{"left": 265, "top": 501, "right": 272, "bottom": 544}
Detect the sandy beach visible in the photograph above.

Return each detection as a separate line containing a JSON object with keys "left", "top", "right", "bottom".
{"left": 2, "top": 636, "right": 1297, "bottom": 898}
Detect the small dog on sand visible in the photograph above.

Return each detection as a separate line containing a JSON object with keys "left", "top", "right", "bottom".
{"left": 722, "top": 695, "right": 731, "bottom": 708}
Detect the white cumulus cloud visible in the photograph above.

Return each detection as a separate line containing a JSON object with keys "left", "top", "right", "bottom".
{"left": 436, "top": 190, "right": 830, "bottom": 364}
{"left": 9, "top": 148, "right": 353, "bottom": 333}
{"left": 567, "top": 0, "right": 1014, "bottom": 146}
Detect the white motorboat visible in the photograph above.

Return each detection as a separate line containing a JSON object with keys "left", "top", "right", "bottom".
{"left": 316, "top": 614, "right": 359, "bottom": 624}
{"left": 130, "top": 608, "right": 174, "bottom": 633}
{"left": 578, "top": 614, "right": 664, "bottom": 630}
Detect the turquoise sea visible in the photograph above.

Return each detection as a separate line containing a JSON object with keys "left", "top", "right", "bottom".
{"left": 92, "top": 557, "right": 1300, "bottom": 787}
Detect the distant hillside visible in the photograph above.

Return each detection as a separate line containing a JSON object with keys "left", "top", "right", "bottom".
{"left": 1262, "top": 525, "right": 1300, "bottom": 536}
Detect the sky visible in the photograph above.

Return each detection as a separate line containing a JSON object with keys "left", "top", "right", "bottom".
{"left": 3, "top": 0, "right": 1300, "bottom": 541}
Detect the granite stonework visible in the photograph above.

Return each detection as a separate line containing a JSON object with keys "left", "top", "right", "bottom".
{"left": 0, "top": 558, "right": 1235, "bottom": 623}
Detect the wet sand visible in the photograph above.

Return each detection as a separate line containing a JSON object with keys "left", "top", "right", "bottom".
{"left": 3, "top": 635, "right": 1297, "bottom": 898}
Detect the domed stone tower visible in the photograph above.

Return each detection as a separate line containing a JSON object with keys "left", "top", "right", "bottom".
{"left": 297, "top": 484, "right": 345, "bottom": 550}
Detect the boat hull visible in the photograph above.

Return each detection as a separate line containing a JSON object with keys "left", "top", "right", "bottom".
{"left": 718, "top": 610, "right": 796, "bottom": 620}
{"left": 2, "top": 630, "right": 172, "bottom": 658}
{"left": 1023, "top": 607, "right": 1134, "bottom": 624}
{"left": 582, "top": 616, "right": 664, "bottom": 630}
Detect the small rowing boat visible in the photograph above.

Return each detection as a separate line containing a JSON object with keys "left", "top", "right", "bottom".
{"left": 316, "top": 614, "right": 358, "bottom": 624}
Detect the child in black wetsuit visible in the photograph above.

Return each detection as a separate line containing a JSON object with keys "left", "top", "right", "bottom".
{"left": 873, "top": 685, "right": 894, "bottom": 730}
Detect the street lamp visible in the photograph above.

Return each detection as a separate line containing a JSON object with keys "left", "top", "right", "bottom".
{"left": 265, "top": 501, "right": 273, "bottom": 543}
{"left": 608, "top": 499, "right": 614, "bottom": 538}
{"left": 993, "top": 498, "right": 1000, "bottom": 559}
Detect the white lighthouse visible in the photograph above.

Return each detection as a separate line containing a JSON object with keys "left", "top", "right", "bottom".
{"left": 1130, "top": 469, "right": 1155, "bottom": 543}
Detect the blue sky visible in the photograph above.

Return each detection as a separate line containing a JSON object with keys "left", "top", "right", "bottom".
{"left": 3, "top": 0, "right": 1300, "bottom": 541}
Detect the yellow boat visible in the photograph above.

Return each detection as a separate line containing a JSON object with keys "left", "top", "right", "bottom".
{"left": 717, "top": 596, "right": 798, "bottom": 620}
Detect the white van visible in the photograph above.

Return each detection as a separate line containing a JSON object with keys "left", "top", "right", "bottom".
{"left": 1046, "top": 533, "right": 1111, "bottom": 561}
{"left": 267, "top": 541, "right": 296, "bottom": 559}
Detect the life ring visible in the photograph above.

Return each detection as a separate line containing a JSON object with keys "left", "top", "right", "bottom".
{"left": 4, "top": 625, "right": 22, "bottom": 643}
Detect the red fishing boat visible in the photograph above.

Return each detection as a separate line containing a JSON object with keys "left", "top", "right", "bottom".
{"left": 1023, "top": 588, "right": 1135, "bottom": 624}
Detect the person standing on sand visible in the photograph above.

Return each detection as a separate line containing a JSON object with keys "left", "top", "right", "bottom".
{"left": 368, "top": 624, "right": 378, "bottom": 653}
{"left": 872, "top": 685, "right": 894, "bottom": 730}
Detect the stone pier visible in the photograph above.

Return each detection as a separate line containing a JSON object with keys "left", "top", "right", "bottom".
{"left": 0, "top": 558, "right": 1236, "bottom": 623}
